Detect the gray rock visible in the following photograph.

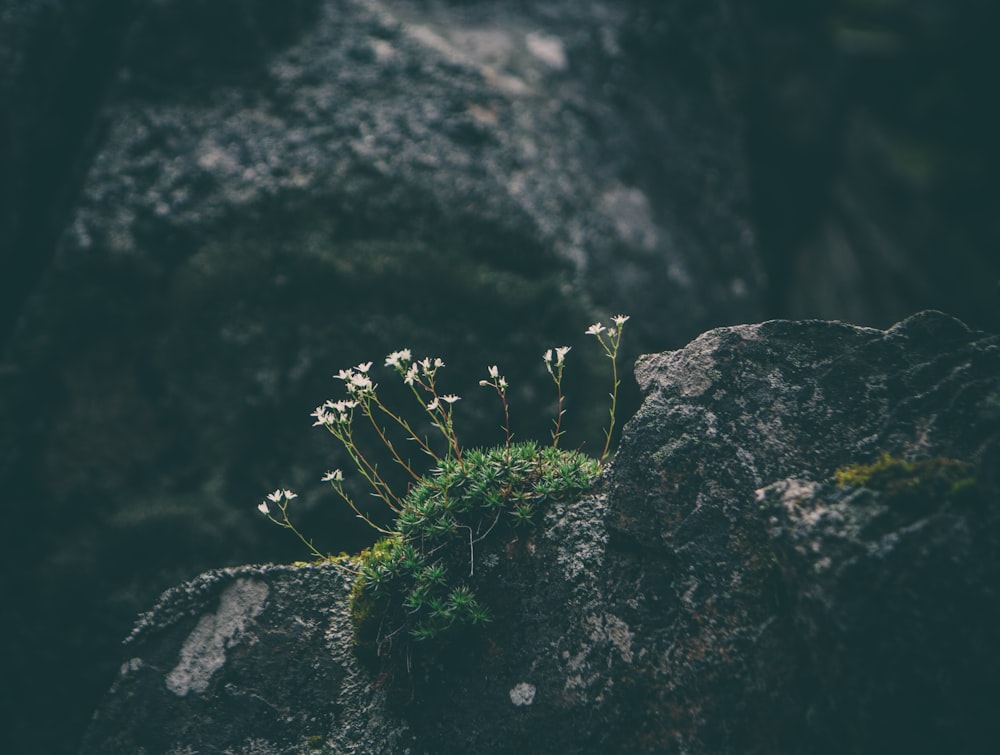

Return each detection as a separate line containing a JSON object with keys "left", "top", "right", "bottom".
{"left": 83, "top": 311, "right": 1000, "bottom": 753}
{"left": 1, "top": 1, "right": 759, "bottom": 750}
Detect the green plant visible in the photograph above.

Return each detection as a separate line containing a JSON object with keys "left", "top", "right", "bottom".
{"left": 833, "top": 452, "right": 978, "bottom": 525}
{"left": 257, "top": 315, "right": 629, "bottom": 652}
{"left": 834, "top": 452, "right": 976, "bottom": 502}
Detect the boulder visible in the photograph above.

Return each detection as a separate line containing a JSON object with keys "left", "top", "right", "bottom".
{"left": 82, "top": 311, "right": 1000, "bottom": 753}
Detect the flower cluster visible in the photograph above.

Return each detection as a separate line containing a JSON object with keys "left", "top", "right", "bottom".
{"left": 256, "top": 315, "right": 630, "bottom": 649}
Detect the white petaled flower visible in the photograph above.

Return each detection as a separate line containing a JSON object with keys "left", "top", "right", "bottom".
{"left": 586, "top": 323, "right": 606, "bottom": 336}
{"left": 543, "top": 349, "right": 553, "bottom": 364}
{"left": 488, "top": 365, "right": 499, "bottom": 378}
{"left": 404, "top": 364, "right": 418, "bottom": 385}
{"left": 349, "top": 373, "right": 373, "bottom": 390}
{"left": 355, "top": 361, "right": 373, "bottom": 373}
{"left": 612, "top": 314, "right": 630, "bottom": 327}
{"left": 322, "top": 469, "right": 343, "bottom": 482}
{"left": 440, "top": 394, "right": 460, "bottom": 404}
{"left": 385, "top": 349, "right": 411, "bottom": 368}
{"left": 499, "top": 377, "right": 508, "bottom": 390}
{"left": 257, "top": 501, "right": 270, "bottom": 515}
{"left": 267, "top": 489, "right": 283, "bottom": 502}
{"left": 556, "top": 346, "right": 571, "bottom": 364}
{"left": 282, "top": 490, "right": 298, "bottom": 501}
{"left": 426, "top": 398, "right": 440, "bottom": 411}
{"left": 335, "top": 368, "right": 354, "bottom": 381}
{"left": 434, "top": 358, "right": 444, "bottom": 368}
{"left": 479, "top": 379, "right": 490, "bottom": 387}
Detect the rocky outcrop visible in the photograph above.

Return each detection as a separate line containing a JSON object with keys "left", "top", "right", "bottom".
{"left": 82, "top": 311, "right": 1000, "bottom": 753}
{"left": 1, "top": 2, "right": 759, "bottom": 751}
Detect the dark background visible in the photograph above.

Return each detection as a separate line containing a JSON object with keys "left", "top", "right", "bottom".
{"left": 1, "top": 1, "right": 998, "bottom": 752}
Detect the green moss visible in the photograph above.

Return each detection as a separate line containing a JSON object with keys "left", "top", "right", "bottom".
{"left": 348, "top": 441, "right": 597, "bottom": 663}
{"left": 834, "top": 452, "right": 978, "bottom": 508}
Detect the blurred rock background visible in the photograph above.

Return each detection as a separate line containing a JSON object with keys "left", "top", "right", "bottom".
{"left": 0, "top": 0, "right": 997, "bottom": 752}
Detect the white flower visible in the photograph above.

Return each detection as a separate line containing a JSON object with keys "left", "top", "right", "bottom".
{"left": 543, "top": 349, "right": 553, "bottom": 364}
{"left": 385, "top": 349, "right": 411, "bottom": 368}
{"left": 257, "top": 501, "right": 270, "bottom": 515}
{"left": 355, "top": 361, "right": 373, "bottom": 373}
{"left": 335, "top": 368, "right": 353, "bottom": 381}
{"left": 322, "top": 469, "right": 343, "bottom": 482}
{"left": 267, "top": 490, "right": 283, "bottom": 502}
{"left": 348, "top": 372, "right": 373, "bottom": 391}
{"left": 282, "top": 490, "right": 298, "bottom": 501}
{"left": 418, "top": 357, "right": 444, "bottom": 376}
{"left": 499, "top": 377, "right": 508, "bottom": 390}
{"left": 612, "top": 314, "right": 630, "bottom": 327}
{"left": 440, "top": 394, "right": 460, "bottom": 404}
{"left": 488, "top": 365, "right": 499, "bottom": 378}
{"left": 426, "top": 398, "right": 440, "bottom": 411}
{"left": 555, "top": 346, "right": 571, "bottom": 364}
{"left": 479, "top": 379, "right": 490, "bottom": 387}
{"left": 585, "top": 323, "right": 606, "bottom": 335}
{"left": 404, "top": 364, "right": 418, "bottom": 385}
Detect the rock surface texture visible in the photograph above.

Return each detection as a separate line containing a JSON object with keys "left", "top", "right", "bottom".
{"left": 83, "top": 311, "right": 1000, "bottom": 754}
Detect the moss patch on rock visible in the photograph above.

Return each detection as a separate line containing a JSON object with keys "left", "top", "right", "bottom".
{"left": 348, "top": 441, "right": 598, "bottom": 665}
{"left": 834, "top": 452, "right": 978, "bottom": 521}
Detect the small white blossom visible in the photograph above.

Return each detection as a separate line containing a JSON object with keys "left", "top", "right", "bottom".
{"left": 267, "top": 490, "right": 283, "bottom": 503}
{"left": 586, "top": 323, "right": 606, "bottom": 336}
{"left": 404, "top": 364, "right": 418, "bottom": 385}
{"left": 330, "top": 399, "right": 358, "bottom": 412}
{"left": 348, "top": 373, "right": 373, "bottom": 392}
{"left": 543, "top": 349, "right": 553, "bottom": 364}
{"left": 355, "top": 361, "right": 373, "bottom": 373}
{"left": 499, "top": 377, "right": 508, "bottom": 389}
{"left": 479, "top": 379, "right": 490, "bottom": 387}
{"left": 385, "top": 349, "right": 412, "bottom": 368}
{"left": 418, "top": 357, "right": 444, "bottom": 376}
{"left": 488, "top": 365, "right": 499, "bottom": 378}
{"left": 282, "top": 490, "right": 297, "bottom": 501}
{"left": 257, "top": 501, "right": 270, "bottom": 515}
{"left": 426, "top": 398, "right": 440, "bottom": 411}
{"left": 335, "top": 368, "right": 353, "bottom": 381}
{"left": 322, "top": 469, "right": 343, "bottom": 482}
{"left": 440, "top": 394, "right": 460, "bottom": 404}
{"left": 612, "top": 314, "right": 630, "bottom": 327}
{"left": 555, "top": 346, "right": 571, "bottom": 364}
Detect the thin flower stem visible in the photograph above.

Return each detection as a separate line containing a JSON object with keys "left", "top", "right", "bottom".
{"left": 552, "top": 365, "right": 565, "bottom": 448}
{"left": 407, "top": 381, "right": 458, "bottom": 458}
{"left": 326, "top": 424, "right": 401, "bottom": 512}
{"left": 362, "top": 402, "right": 422, "bottom": 483}
{"left": 587, "top": 316, "right": 628, "bottom": 466}
{"left": 329, "top": 485, "right": 396, "bottom": 535}
{"left": 600, "top": 354, "right": 619, "bottom": 465}
{"left": 373, "top": 399, "right": 441, "bottom": 464}
{"left": 267, "top": 509, "right": 327, "bottom": 560}
{"left": 501, "top": 393, "right": 512, "bottom": 463}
